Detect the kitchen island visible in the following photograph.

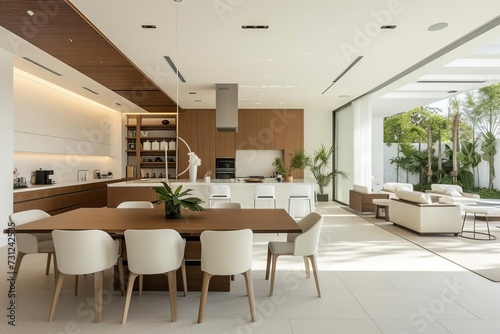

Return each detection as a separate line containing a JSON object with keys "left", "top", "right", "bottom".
{"left": 107, "top": 179, "right": 317, "bottom": 213}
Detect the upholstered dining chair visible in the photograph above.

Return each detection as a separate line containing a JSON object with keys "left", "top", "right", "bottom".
{"left": 122, "top": 229, "right": 187, "bottom": 323}
{"left": 9, "top": 209, "right": 55, "bottom": 277}
{"left": 265, "top": 212, "right": 323, "bottom": 297}
{"left": 117, "top": 201, "right": 154, "bottom": 208}
{"left": 198, "top": 229, "right": 256, "bottom": 323}
{"left": 117, "top": 200, "right": 154, "bottom": 292}
{"left": 211, "top": 202, "right": 241, "bottom": 209}
{"left": 208, "top": 185, "right": 232, "bottom": 207}
{"left": 49, "top": 230, "right": 125, "bottom": 323}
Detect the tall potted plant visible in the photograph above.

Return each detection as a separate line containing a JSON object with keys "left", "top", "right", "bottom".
{"left": 272, "top": 150, "right": 308, "bottom": 182}
{"left": 307, "top": 145, "right": 348, "bottom": 201}
{"left": 152, "top": 182, "right": 205, "bottom": 219}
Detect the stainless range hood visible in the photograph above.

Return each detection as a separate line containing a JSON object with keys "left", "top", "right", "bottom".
{"left": 216, "top": 83, "right": 238, "bottom": 132}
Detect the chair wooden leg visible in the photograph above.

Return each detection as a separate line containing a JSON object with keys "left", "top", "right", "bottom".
{"left": 48, "top": 272, "right": 65, "bottom": 322}
{"left": 13, "top": 252, "right": 26, "bottom": 275}
{"left": 121, "top": 272, "right": 138, "bottom": 324}
{"left": 309, "top": 255, "right": 321, "bottom": 297}
{"left": 303, "top": 256, "right": 310, "bottom": 278}
{"left": 53, "top": 254, "right": 58, "bottom": 285}
{"left": 94, "top": 271, "right": 103, "bottom": 323}
{"left": 243, "top": 270, "right": 256, "bottom": 322}
{"left": 269, "top": 254, "right": 279, "bottom": 296}
{"left": 181, "top": 260, "right": 188, "bottom": 297}
{"left": 74, "top": 275, "right": 79, "bottom": 296}
{"left": 139, "top": 275, "right": 143, "bottom": 296}
{"left": 265, "top": 246, "right": 272, "bottom": 280}
{"left": 45, "top": 253, "right": 52, "bottom": 275}
{"left": 167, "top": 271, "right": 178, "bottom": 322}
{"left": 117, "top": 256, "right": 125, "bottom": 296}
{"left": 197, "top": 272, "right": 212, "bottom": 323}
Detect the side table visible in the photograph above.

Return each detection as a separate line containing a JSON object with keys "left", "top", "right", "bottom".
{"left": 460, "top": 205, "right": 499, "bottom": 240}
{"left": 372, "top": 199, "right": 391, "bottom": 221}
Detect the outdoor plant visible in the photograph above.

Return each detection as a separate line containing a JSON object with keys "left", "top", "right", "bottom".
{"left": 307, "top": 144, "right": 348, "bottom": 195}
{"left": 152, "top": 182, "right": 205, "bottom": 219}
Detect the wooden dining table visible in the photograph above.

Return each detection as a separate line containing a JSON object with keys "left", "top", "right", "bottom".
{"left": 12, "top": 207, "right": 302, "bottom": 291}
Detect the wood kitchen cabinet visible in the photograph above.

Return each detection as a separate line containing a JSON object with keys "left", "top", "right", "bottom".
{"left": 235, "top": 109, "right": 266, "bottom": 150}
{"left": 177, "top": 110, "right": 215, "bottom": 179}
{"left": 284, "top": 109, "right": 304, "bottom": 178}
{"left": 265, "top": 109, "right": 285, "bottom": 150}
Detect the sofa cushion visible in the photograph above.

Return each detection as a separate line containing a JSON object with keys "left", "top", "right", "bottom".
{"left": 353, "top": 184, "right": 369, "bottom": 194}
{"left": 396, "top": 184, "right": 412, "bottom": 192}
{"left": 431, "top": 184, "right": 464, "bottom": 194}
{"left": 446, "top": 187, "right": 462, "bottom": 197}
{"left": 395, "top": 190, "right": 432, "bottom": 204}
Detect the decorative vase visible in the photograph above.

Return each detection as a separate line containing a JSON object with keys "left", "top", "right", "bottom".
{"left": 284, "top": 175, "right": 293, "bottom": 182}
{"left": 165, "top": 203, "right": 181, "bottom": 219}
{"left": 189, "top": 164, "right": 198, "bottom": 182}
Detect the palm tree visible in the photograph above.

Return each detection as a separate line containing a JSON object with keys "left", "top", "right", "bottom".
{"left": 448, "top": 97, "right": 461, "bottom": 183}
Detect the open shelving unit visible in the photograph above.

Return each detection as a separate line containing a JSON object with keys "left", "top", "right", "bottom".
{"left": 126, "top": 113, "right": 178, "bottom": 179}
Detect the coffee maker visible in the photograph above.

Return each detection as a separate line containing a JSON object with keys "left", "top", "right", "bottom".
{"left": 34, "top": 169, "right": 54, "bottom": 185}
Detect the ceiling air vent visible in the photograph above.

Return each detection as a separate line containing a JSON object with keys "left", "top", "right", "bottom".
{"left": 22, "top": 57, "right": 62, "bottom": 76}
{"left": 216, "top": 84, "right": 238, "bottom": 132}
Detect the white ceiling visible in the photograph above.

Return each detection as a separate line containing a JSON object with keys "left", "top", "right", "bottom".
{"left": 2, "top": 0, "right": 500, "bottom": 117}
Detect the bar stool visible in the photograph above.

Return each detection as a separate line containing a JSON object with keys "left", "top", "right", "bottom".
{"left": 209, "top": 185, "right": 231, "bottom": 207}
{"left": 254, "top": 184, "right": 276, "bottom": 208}
{"left": 288, "top": 185, "right": 312, "bottom": 218}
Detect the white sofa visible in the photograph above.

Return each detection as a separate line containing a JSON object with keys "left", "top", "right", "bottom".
{"left": 380, "top": 182, "right": 413, "bottom": 199}
{"left": 389, "top": 190, "right": 462, "bottom": 236}
{"left": 427, "top": 184, "right": 479, "bottom": 205}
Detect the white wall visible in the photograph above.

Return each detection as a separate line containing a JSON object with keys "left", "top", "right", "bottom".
{"left": 303, "top": 107, "right": 333, "bottom": 196}
{"left": 335, "top": 105, "right": 354, "bottom": 203}
{"left": 0, "top": 49, "right": 14, "bottom": 246}
{"left": 13, "top": 70, "right": 123, "bottom": 183}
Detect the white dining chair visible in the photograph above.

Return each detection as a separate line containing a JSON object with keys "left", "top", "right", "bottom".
{"left": 122, "top": 229, "right": 187, "bottom": 323}
{"left": 288, "top": 185, "right": 312, "bottom": 218}
{"left": 265, "top": 212, "right": 323, "bottom": 297}
{"left": 254, "top": 184, "right": 276, "bottom": 208}
{"left": 211, "top": 202, "right": 241, "bottom": 209}
{"left": 198, "top": 229, "right": 256, "bottom": 323}
{"left": 208, "top": 185, "right": 232, "bottom": 207}
{"left": 117, "top": 201, "right": 154, "bottom": 208}
{"left": 117, "top": 200, "right": 154, "bottom": 292}
{"left": 48, "top": 230, "right": 125, "bottom": 323}
{"left": 9, "top": 210, "right": 55, "bottom": 277}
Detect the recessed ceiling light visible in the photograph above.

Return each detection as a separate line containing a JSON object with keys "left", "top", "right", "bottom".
{"left": 428, "top": 22, "right": 448, "bottom": 31}
{"left": 26, "top": 10, "right": 34, "bottom": 16}
{"left": 242, "top": 25, "right": 269, "bottom": 29}
{"left": 381, "top": 25, "right": 397, "bottom": 30}
{"left": 141, "top": 24, "right": 156, "bottom": 29}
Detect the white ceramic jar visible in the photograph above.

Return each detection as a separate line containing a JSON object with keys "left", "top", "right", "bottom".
{"left": 143, "top": 140, "right": 151, "bottom": 151}
{"left": 151, "top": 140, "right": 160, "bottom": 150}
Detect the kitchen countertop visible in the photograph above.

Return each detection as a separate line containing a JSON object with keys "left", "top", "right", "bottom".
{"left": 13, "top": 178, "right": 116, "bottom": 193}
{"left": 108, "top": 178, "right": 316, "bottom": 187}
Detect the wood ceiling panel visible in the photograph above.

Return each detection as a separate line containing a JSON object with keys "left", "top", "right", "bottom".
{"left": 0, "top": 0, "right": 176, "bottom": 109}
{"left": 114, "top": 90, "right": 176, "bottom": 106}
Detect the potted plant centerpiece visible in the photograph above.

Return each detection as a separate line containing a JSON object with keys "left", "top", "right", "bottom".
{"left": 152, "top": 182, "right": 205, "bottom": 219}
{"left": 307, "top": 144, "right": 348, "bottom": 201}
{"left": 272, "top": 150, "right": 308, "bottom": 182}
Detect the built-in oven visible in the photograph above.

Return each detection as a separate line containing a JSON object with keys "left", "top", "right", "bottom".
{"left": 215, "top": 157, "right": 235, "bottom": 179}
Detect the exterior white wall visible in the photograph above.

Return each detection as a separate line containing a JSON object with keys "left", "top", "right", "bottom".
{"left": 383, "top": 140, "right": 500, "bottom": 189}
{"left": 0, "top": 49, "right": 14, "bottom": 247}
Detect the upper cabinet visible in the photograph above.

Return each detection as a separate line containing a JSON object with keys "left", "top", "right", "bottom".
{"left": 126, "top": 114, "right": 177, "bottom": 179}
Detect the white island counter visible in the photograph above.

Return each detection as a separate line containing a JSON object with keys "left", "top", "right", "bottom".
{"left": 108, "top": 179, "right": 316, "bottom": 212}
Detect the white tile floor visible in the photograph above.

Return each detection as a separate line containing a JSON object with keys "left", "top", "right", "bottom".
{"left": 2, "top": 202, "right": 500, "bottom": 333}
